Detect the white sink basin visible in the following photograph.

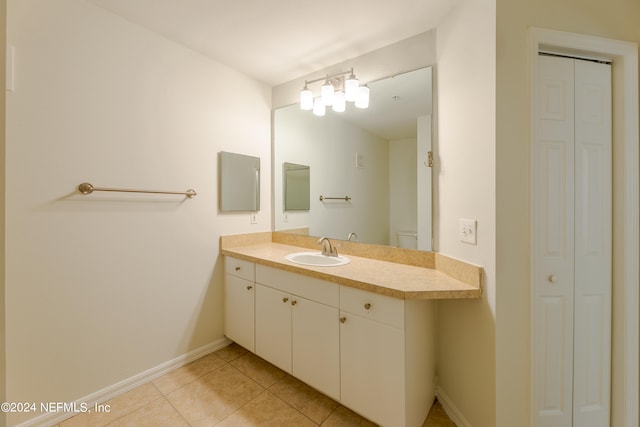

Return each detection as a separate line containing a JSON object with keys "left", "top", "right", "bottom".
{"left": 285, "top": 251, "right": 350, "bottom": 267}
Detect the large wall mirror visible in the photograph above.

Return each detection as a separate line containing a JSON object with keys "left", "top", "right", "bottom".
{"left": 273, "top": 67, "right": 433, "bottom": 250}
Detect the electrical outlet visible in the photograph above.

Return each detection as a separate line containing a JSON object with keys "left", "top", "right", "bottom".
{"left": 250, "top": 212, "right": 257, "bottom": 224}
{"left": 459, "top": 218, "right": 477, "bottom": 244}
{"left": 356, "top": 152, "right": 364, "bottom": 168}
{"left": 283, "top": 212, "right": 288, "bottom": 222}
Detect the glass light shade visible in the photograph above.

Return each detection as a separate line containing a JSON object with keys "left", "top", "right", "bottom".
{"left": 332, "top": 91, "right": 346, "bottom": 113}
{"left": 313, "top": 98, "right": 326, "bottom": 116}
{"left": 300, "top": 88, "right": 313, "bottom": 110}
{"left": 321, "top": 82, "right": 334, "bottom": 106}
{"left": 355, "top": 85, "right": 370, "bottom": 109}
{"left": 345, "top": 76, "right": 359, "bottom": 102}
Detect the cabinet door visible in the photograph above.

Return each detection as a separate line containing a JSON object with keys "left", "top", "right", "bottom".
{"left": 224, "top": 274, "right": 255, "bottom": 352}
{"left": 292, "top": 297, "right": 340, "bottom": 401}
{"left": 340, "top": 313, "right": 405, "bottom": 427}
{"left": 255, "top": 284, "right": 292, "bottom": 373}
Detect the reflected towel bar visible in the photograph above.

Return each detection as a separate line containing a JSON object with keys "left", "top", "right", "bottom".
{"left": 78, "top": 182, "right": 197, "bottom": 198}
{"left": 319, "top": 195, "right": 351, "bottom": 202}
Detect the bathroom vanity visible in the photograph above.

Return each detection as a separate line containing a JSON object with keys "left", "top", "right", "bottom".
{"left": 221, "top": 232, "right": 482, "bottom": 427}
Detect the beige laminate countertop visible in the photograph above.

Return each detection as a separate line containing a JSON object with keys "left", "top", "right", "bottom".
{"left": 221, "top": 241, "right": 481, "bottom": 300}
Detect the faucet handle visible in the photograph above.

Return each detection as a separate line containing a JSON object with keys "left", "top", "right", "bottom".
{"left": 317, "top": 237, "right": 337, "bottom": 257}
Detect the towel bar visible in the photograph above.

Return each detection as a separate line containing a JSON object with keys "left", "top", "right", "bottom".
{"left": 78, "top": 183, "right": 197, "bottom": 198}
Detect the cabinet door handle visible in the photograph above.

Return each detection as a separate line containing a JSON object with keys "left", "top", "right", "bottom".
{"left": 235, "top": 266, "right": 241, "bottom": 271}
{"left": 339, "top": 317, "right": 347, "bottom": 323}
{"left": 291, "top": 300, "right": 298, "bottom": 306}
{"left": 282, "top": 297, "right": 289, "bottom": 303}
{"left": 364, "top": 303, "right": 371, "bottom": 310}
{"left": 246, "top": 285, "right": 253, "bottom": 290}
{"left": 548, "top": 275, "right": 557, "bottom": 283}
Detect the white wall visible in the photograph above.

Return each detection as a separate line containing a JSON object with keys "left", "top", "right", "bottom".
{"left": 272, "top": 30, "right": 437, "bottom": 109}
{"left": 0, "top": 1, "right": 6, "bottom": 426}
{"left": 389, "top": 138, "right": 417, "bottom": 244}
{"left": 417, "top": 114, "right": 433, "bottom": 251}
{"left": 273, "top": 105, "right": 389, "bottom": 244}
{"left": 5, "top": 1, "right": 271, "bottom": 425}
{"left": 435, "top": 0, "right": 496, "bottom": 426}
{"left": 496, "top": 1, "right": 640, "bottom": 425}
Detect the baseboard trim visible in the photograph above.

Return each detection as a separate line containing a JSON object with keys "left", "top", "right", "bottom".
{"left": 436, "top": 386, "right": 472, "bottom": 427}
{"left": 16, "top": 337, "right": 232, "bottom": 427}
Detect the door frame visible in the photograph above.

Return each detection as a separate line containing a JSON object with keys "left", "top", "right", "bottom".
{"left": 529, "top": 27, "right": 639, "bottom": 426}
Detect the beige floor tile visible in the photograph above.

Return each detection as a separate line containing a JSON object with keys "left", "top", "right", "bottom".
{"left": 58, "top": 348, "right": 455, "bottom": 427}
{"left": 153, "top": 353, "right": 227, "bottom": 395}
{"left": 167, "top": 363, "right": 263, "bottom": 427}
{"left": 269, "top": 375, "right": 339, "bottom": 424}
{"left": 423, "top": 401, "right": 456, "bottom": 427}
{"left": 60, "top": 383, "right": 162, "bottom": 427}
{"left": 229, "top": 352, "right": 287, "bottom": 388}
{"left": 321, "top": 405, "right": 378, "bottom": 426}
{"left": 214, "top": 342, "right": 249, "bottom": 362}
{"left": 216, "top": 390, "right": 316, "bottom": 427}
{"left": 108, "top": 397, "right": 189, "bottom": 427}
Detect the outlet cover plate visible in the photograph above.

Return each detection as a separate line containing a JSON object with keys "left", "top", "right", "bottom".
{"left": 459, "top": 218, "right": 477, "bottom": 244}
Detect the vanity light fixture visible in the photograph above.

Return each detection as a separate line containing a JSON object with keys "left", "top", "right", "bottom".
{"left": 320, "top": 78, "right": 335, "bottom": 106}
{"left": 344, "top": 70, "right": 359, "bottom": 102}
{"left": 313, "top": 98, "right": 326, "bottom": 116}
{"left": 355, "top": 85, "right": 370, "bottom": 109}
{"left": 300, "top": 83, "right": 313, "bottom": 110}
{"left": 332, "top": 90, "right": 346, "bottom": 113}
{"left": 299, "top": 68, "right": 369, "bottom": 114}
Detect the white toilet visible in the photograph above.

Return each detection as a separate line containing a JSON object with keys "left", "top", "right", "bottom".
{"left": 396, "top": 231, "right": 418, "bottom": 249}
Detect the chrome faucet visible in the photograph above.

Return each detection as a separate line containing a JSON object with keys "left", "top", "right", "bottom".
{"left": 318, "top": 237, "right": 338, "bottom": 257}
{"left": 347, "top": 232, "right": 358, "bottom": 242}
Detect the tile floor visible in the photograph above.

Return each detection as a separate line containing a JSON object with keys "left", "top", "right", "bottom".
{"left": 57, "top": 343, "right": 455, "bottom": 427}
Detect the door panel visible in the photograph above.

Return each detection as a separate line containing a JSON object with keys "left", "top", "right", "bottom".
{"left": 573, "top": 59, "right": 611, "bottom": 427}
{"left": 340, "top": 313, "right": 405, "bottom": 427}
{"left": 255, "top": 284, "right": 292, "bottom": 373}
{"left": 224, "top": 275, "right": 255, "bottom": 352}
{"left": 537, "top": 295, "right": 569, "bottom": 417}
{"left": 534, "top": 56, "right": 575, "bottom": 427}
{"left": 292, "top": 297, "right": 340, "bottom": 401}
{"left": 533, "top": 55, "right": 612, "bottom": 427}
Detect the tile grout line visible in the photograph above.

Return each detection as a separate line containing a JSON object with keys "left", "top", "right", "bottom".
{"left": 211, "top": 387, "right": 269, "bottom": 426}
{"left": 101, "top": 394, "right": 166, "bottom": 427}
{"left": 160, "top": 392, "right": 194, "bottom": 427}
{"left": 158, "top": 357, "right": 235, "bottom": 427}
{"left": 212, "top": 361, "right": 274, "bottom": 425}
{"left": 264, "top": 387, "right": 322, "bottom": 426}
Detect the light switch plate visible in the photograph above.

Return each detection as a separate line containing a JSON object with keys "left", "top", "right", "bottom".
{"left": 459, "top": 218, "right": 477, "bottom": 244}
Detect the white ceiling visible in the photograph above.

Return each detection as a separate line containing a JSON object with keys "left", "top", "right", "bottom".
{"left": 340, "top": 67, "right": 433, "bottom": 140}
{"left": 86, "top": 0, "right": 458, "bottom": 86}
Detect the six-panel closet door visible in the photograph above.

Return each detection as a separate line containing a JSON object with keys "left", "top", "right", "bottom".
{"left": 532, "top": 55, "right": 612, "bottom": 427}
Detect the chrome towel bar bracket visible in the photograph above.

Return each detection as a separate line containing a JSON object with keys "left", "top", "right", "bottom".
{"left": 78, "top": 182, "right": 197, "bottom": 198}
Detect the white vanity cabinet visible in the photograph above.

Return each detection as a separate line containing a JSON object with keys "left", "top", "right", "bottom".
{"left": 223, "top": 256, "right": 437, "bottom": 427}
{"left": 254, "top": 264, "right": 340, "bottom": 401}
{"left": 339, "top": 285, "right": 437, "bottom": 427}
{"left": 224, "top": 257, "right": 255, "bottom": 352}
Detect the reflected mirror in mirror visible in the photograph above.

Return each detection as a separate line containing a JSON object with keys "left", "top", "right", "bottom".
{"left": 273, "top": 67, "right": 433, "bottom": 250}
{"left": 219, "top": 151, "right": 260, "bottom": 212}
{"left": 284, "top": 162, "right": 310, "bottom": 211}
